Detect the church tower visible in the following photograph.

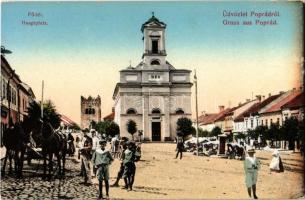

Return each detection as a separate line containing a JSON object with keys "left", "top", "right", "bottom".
{"left": 141, "top": 12, "right": 167, "bottom": 67}
{"left": 113, "top": 14, "right": 192, "bottom": 142}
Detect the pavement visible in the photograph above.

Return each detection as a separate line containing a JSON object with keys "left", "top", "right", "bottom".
{"left": 1, "top": 156, "right": 101, "bottom": 200}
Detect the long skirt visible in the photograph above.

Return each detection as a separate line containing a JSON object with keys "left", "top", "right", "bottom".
{"left": 245, "top": 171, "right": 258, "bottom": 188}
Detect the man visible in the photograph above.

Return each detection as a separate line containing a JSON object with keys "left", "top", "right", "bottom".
{"left": 92, "top": 139, "right": 113, "bottom": 199}
{"left": 91, "top": 131, "right": 100, "bottom": 176}
{"left": 244, "top": 148, "right": 260, "bottom": 199}
{"left": 111, "top": 143, "right": 127, "bottom": 187}
{"left": 175, "top": 132, "right": 184, "bottom": 159}
{"left": 122, "top": 141, "right": 136, "bottom": 191}
{"left": 79, "top": 133, "right": 93, "bottom": 185}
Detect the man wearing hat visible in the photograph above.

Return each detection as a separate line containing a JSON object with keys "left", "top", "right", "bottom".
{"left": 244, "top": 147, "right": 260, "bottom": 199}
{"left": 92, "top": 139, "right": 113, "bottom": 199}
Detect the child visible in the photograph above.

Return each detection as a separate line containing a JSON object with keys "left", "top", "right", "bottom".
{"left": 244, "top": 148, "right": 260, "bottom": 199}
{"left": 122, "top": 141, "right": 136, "bottom": 191}
{"left": 92, "top": 139, "right": 114, "bottom": 199}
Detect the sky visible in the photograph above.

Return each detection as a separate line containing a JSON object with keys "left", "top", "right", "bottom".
{"left": 1, "top": 1, "right": 303, "bottom": 124}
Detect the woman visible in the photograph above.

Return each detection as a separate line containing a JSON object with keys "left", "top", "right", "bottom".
{"left": 269, "top": 149, "right": 284, "bottom": 172}
{"left": 244, "top": 148, "right": 260, "bottom": 199}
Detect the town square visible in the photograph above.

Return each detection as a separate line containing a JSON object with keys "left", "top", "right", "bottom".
{"left": 1, "top": 1, "right": 304, "bottom": 199}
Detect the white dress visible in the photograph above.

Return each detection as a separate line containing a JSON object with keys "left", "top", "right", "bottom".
{"left": 244, "top": 156, "right": 260, "bottom": 188}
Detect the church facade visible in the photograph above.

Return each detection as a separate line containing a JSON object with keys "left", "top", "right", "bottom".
{"left": 112, "top": 15, "right": 192, "bottom": 141}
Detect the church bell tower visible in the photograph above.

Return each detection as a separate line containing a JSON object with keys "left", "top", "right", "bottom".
{"left": 141, "top": 12, "right": 167, "bottom": 66}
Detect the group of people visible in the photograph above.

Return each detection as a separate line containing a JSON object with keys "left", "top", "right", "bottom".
{"left": 77, "top": 131, "right": 138, "bottom": 199}
{"left": 74, "top": 130, "right": 287, "bottom": 199}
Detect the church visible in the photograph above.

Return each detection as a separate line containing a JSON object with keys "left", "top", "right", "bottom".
{"left": 112, "top": 14, "right": 192, "bottom": 141}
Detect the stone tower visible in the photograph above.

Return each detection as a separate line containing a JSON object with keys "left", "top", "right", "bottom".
{"left": 80, "top": 95, "right": 101, "bottom": 129}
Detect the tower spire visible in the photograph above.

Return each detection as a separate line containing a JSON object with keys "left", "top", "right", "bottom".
{"left": 152, "top": 11, "right": 155, "bottom": 17}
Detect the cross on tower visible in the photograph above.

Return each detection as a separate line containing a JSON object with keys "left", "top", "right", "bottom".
{"left": 152, "top": 11, "right": 155, "bottom": 17}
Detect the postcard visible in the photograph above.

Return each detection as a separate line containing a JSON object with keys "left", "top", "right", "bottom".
{"left": 1, "top": 1, "right": 304, "bottom": 199}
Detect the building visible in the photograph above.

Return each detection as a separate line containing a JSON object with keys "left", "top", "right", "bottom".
{"left": 224, "top": 99, "right": 259, "bottom": 135}
{"left": 103, "top": 107, "right": 115, "bottom": 121}
{"left": 259, "top": 89, "right": 302, "bottom": 127}
{"left": 18, "top": 82, "right": 36, "bottom": 122}
{"left": 281, "top": 91, "right": 304, "bottom": 122}
{"left": 61, "top": 114, "right": 78, "bottom": 128}
{"left": 198, "top": 106, "right": 230, "bottom": 132}
{"left": 1, "top": 54, "right": 21, "bottom": 128}
{"left": 112, "top": 14, "right": 192, "bottom": 141}
{"left": 80, "top": 95, "right": 101, "bottom": 129}
{"left": 1, "top": 53, "right": 36, "bottom": 145}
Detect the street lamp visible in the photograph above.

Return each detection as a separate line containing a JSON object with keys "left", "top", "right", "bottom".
{"left": 194, "top": 69, "right": 199, "bottom": 156}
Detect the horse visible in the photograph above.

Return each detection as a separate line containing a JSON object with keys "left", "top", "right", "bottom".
{"left": 1, "top": 118, "right": 36, "bottom": 178}
{"left": 32, "top": 121, "right": 67, "bottom": 180}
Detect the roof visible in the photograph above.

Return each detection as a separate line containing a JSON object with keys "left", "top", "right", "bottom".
{"left": 198, "top": 113, "right": 218, "bottom": 125}
{"left": 263, "top": 90, "right": 302, "bottom": 113}
{"left": 234, "top": 102, "right": 261, "bottom": 122}
{"left": 240, "top": 94, "right": 282, "bottom": 119}
{"left": 103, "top": 112, "right": 115, "bottom": 121}
{"left": 141, "top": 14, "right": 166, "bottom": 32}
{"left": 61, "top": 114, "right": 77, "bottom": 126}
{"left": 212, "top": 108, "right": 232, "bottom": 122}
{"left": 281, "top": 92, "right": 304, "bottom": 110}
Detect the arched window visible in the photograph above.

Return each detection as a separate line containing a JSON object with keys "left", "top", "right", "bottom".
{"left": 151, "top": 60, "right": 160, "bottom": 65}
{"left": 126, "top": 108, "right": 137, "bottom": 114}
{"left": 176, "top": 108, "right": 185, "bottom": 114}
{"left": 151, "top": 108, "right": 161, "bottom": 114}
{"left": 91, "top": 108, "right": 95, "bottom": 115}
{"left": 85, "top": 108, "right": 89, "bottom": 114}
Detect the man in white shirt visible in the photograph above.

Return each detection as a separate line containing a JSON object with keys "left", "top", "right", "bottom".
{"left": 91, "top": 130, "right": 100, "bottom": 176}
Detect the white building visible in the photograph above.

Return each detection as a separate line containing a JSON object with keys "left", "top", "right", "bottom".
{"left": 113, "top": 14, "right": 192, "bottom": 141}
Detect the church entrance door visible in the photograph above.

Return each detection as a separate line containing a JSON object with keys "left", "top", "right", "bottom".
{"left": 151, "top": 122, "right": 161, "bottom": 141}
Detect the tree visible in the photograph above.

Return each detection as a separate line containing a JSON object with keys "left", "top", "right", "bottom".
{"left": 247, "top": 129, "right": 258, "bottom": 140}
{"left": 70, "top": 123, "right": 81, "bottom": 131}
{"left": 253, "top": 125, "right": 268, "bottom": 146}
{"left": 90, "top": 120, "right": 97, "bottom": 130}
{"left": 282, "top": 117, "right": 299, "bottom": 151}
{"left": 266, "top": 124, "right": 281, "bottom": 148}
{"left": 27, "top": 100, "right": 61, "bottom": 129}
{"left": 234, "top": 132, "right": 246, "bottom": 140}
{"left": 105, "top": 122, "right": 120, "bottom": 137}
{"left": 196, "top": 127, "right": 209, "bottom": 137}
{"left": 176, "top": 117, "right": 193, "bottom": 138}
{"left": 96, "top": 121, "right": 111, "bottom": 136}
{"left": 209, "top": 126, "right": 222, "bottom": 137}
{"left": 127, "top": 120, "right": 137, "bottom": 140}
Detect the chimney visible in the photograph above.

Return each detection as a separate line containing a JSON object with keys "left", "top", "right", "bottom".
{"left": 219, "top": 105, "right": 225, "bottom": 113}
{"left": 300, "top": 86, "right": 303, "bottom": 91}
{"left": 238, "top": 102, "right": 242, "bottom": 106}
{"left": 201, "top": 111, "right": 206, "bottom": 116}
{"left": 262, "top": 95, "right": 265, "bottom": 100}
{"left": 246, "top": 99, "right": 251, "bottom": 102}
{"left": 279, "top": 91, "right": 284, "bottom": 94}
{"left": 112, "top": 107, "right": 115, "bottom": 113}
{"left": 292, "top": 88, "right": 296, "bottom": 91}
{"left": 268, "top": 93, "right": 272, "bottom": 97}
{"left": 255, "top": 95, "right": 262, "bottom": 102}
